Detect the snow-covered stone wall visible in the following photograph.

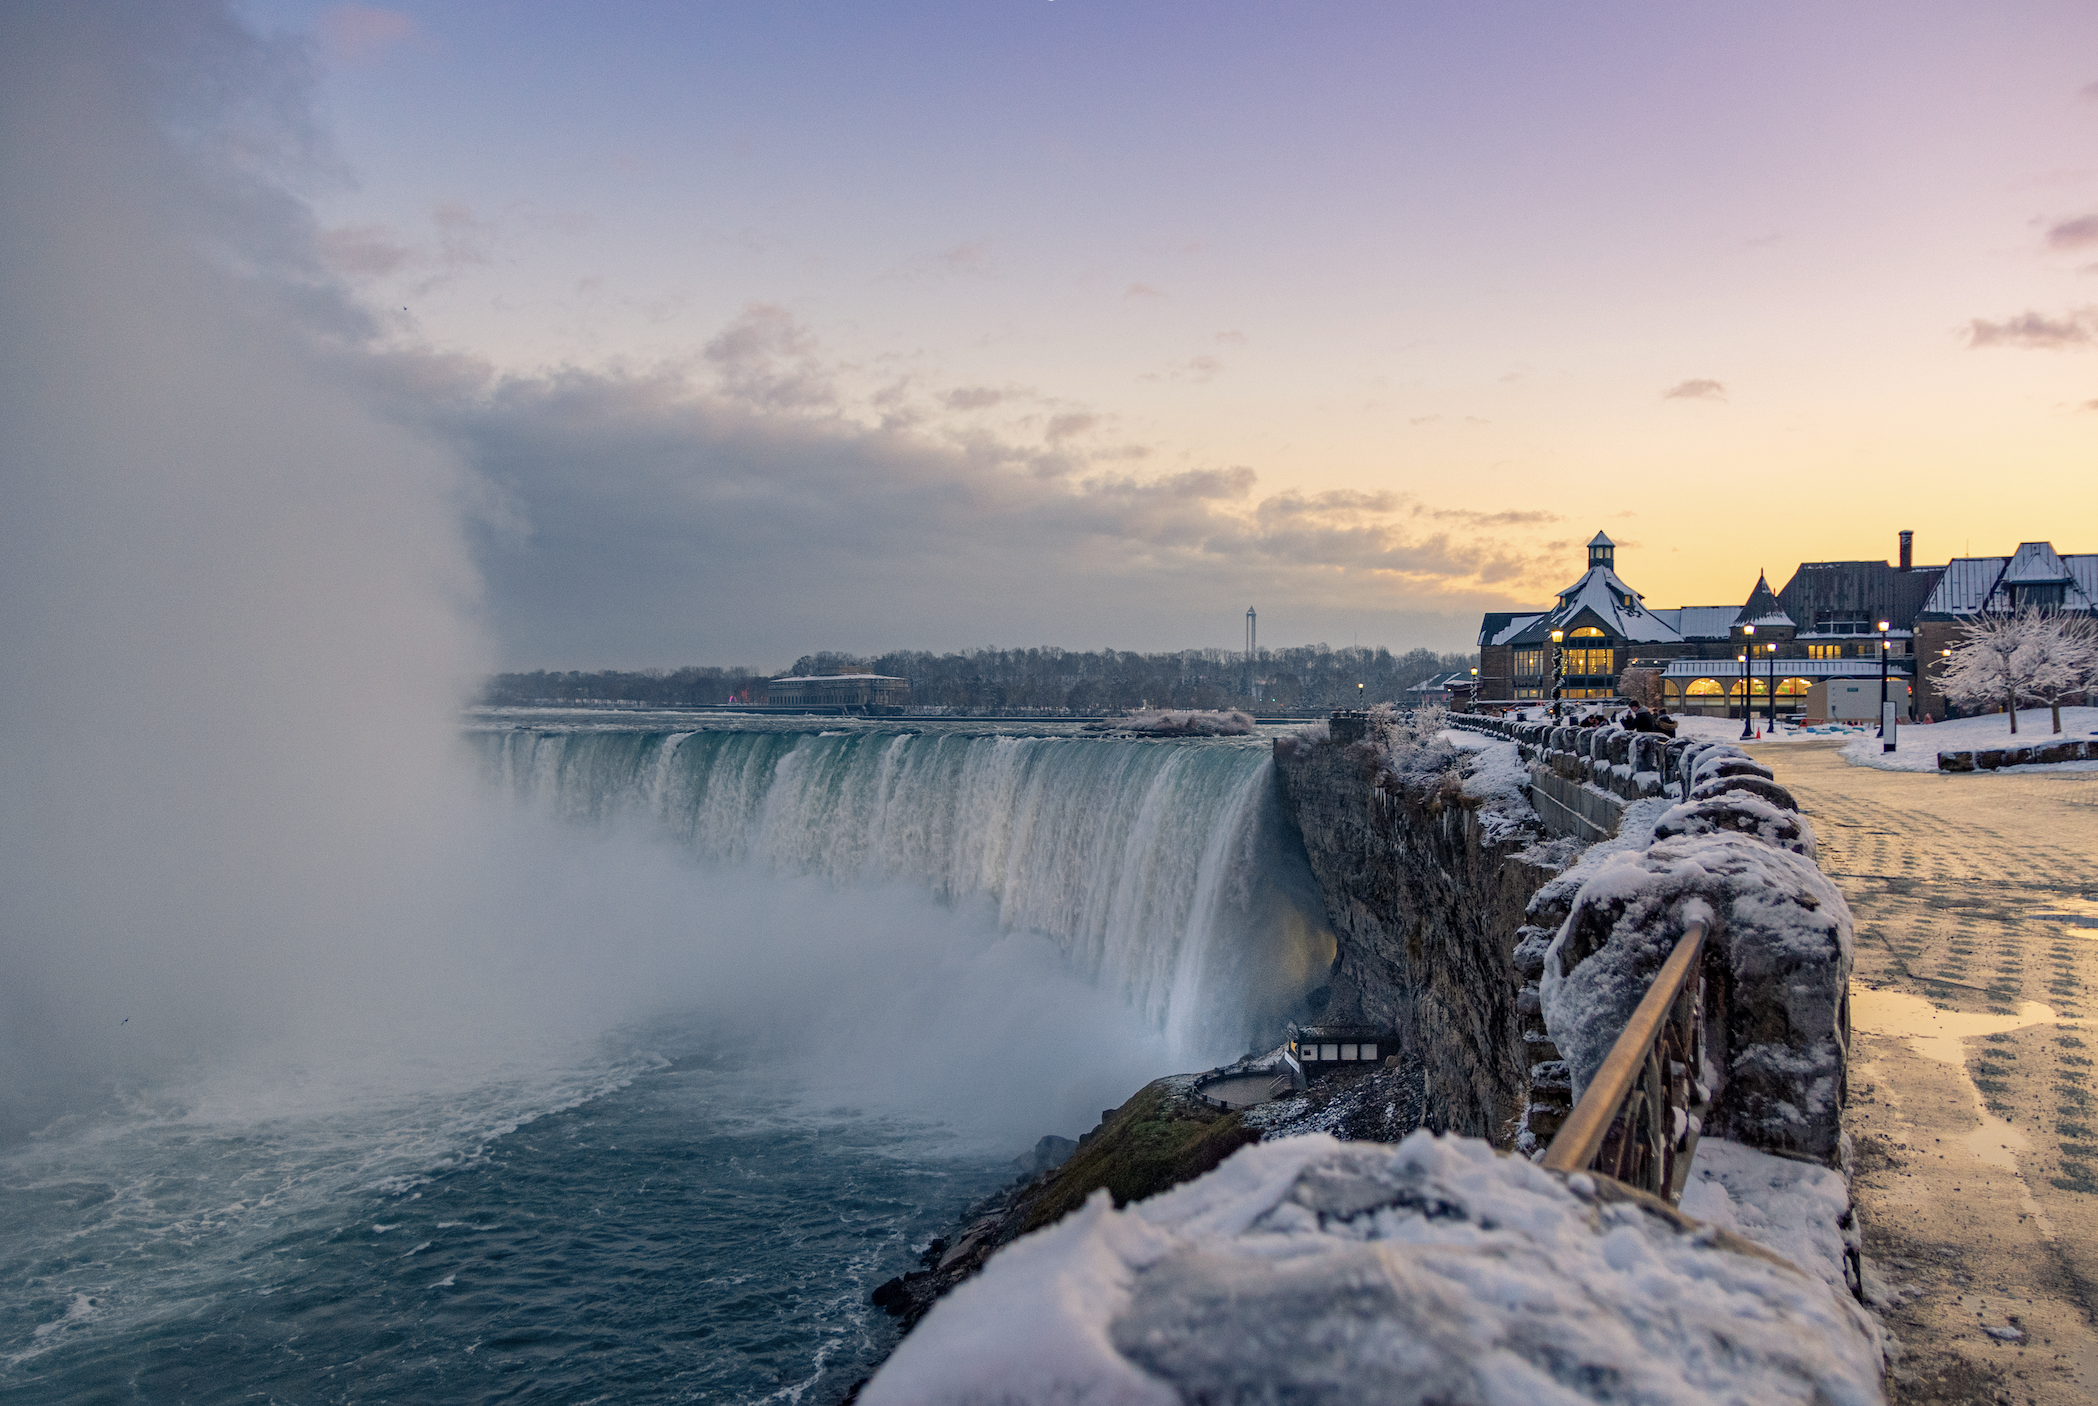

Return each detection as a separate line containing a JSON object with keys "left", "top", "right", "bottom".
{"left": 1520, "top": 739, "right": 1853, "bottom": 1167}
{"left": 861, "top": 1131, "right": 1885, "bottom": 1405}
{"left": 1271, "top": 722, "right": 1554, "bottom": 1140}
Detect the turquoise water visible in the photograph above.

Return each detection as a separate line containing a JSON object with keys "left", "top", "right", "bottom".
{"left": 1, "top": 716, "right": 1332, "bottom": 1402}
{"left": 2, "top": 1049, "right": 1009, "bottom": 1403}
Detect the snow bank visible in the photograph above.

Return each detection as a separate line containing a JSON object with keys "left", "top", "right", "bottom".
{"left": 862, "top": 1132, "right": 1884, "bottom": 1406}
{"left": 1680, "top": 1138, "right": 1858, "bottom": 1297}
{"left": 1458, "top": 739, "right": 1541, "bottom": 844}
{"left": 1839, "top": 704, "right": 2098, "bottom": 773}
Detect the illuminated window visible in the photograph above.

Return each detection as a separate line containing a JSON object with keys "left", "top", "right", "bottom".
{"left": 1778, "top": 678, "right": 1811, "bottom": 696}
{"left": 1513, "top": 649, "right": 1545, "bottom": 676}
{"left": 1726, "top": 679, "right": 1772, "bottom": 697}
{"left": 1685, "top": 679, "right": 1725, "bottom": 696}
{"left": 1807, "top": 644, "right": 1842, "bottom": 660}
{"left": 1570, "top": 626, "right": 1605, "bottom": 638}
{"left": 1562, "top": 648, "right": 1614, "bottom": 675}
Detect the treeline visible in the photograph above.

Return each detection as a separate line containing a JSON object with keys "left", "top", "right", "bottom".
{"left": 483, "top": 645, "right": 1477, "bottom": 713}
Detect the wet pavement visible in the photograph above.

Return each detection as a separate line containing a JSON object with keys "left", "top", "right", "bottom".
{"left": 1758, "top": 739, "right": 2098, "bottom": 1406}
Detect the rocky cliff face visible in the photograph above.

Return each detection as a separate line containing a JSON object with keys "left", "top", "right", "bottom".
{"left": 1272, "top": 731, "right": 1561, "bottom": 1141}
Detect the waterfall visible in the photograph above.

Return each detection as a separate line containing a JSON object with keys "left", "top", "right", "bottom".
{"left": 470, "top": 724, "right": 1336, "bottom": 1064}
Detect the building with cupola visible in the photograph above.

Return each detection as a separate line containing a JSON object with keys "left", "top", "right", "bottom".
{"left": 1479, "top": 533, "right": 1685, "bottom": 703}
{"left": 1474, "top": 530, "right": 2091, "bottom": 719}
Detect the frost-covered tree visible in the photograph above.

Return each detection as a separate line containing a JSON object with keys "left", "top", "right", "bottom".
{"left": 1939, "top": 610, "right": 2040, "bottom": 734}
{"left": 1938, "top": 607, "right": 2094, "bottom": 736}
{"left": 2020, "top": 612, "right": 2098, "bottom": 735}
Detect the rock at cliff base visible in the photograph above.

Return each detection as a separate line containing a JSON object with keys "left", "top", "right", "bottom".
{"left": 859, "top": 1132, "right": 1883, "bottom": 1406}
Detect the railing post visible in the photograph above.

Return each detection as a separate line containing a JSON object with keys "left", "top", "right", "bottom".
{"left": 1541, "top": 917, "right": 1709, "bottom": 1201}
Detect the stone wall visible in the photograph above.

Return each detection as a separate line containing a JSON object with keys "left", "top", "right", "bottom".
{"left": 1271, "top": 734, "right": 1556, "bottom": 1141}
{"left": 1939, "top": 737, "right": 2098, "bottom": 770}
{"left": 1275, "top": 716, "right": 1855, "bottom": 1172}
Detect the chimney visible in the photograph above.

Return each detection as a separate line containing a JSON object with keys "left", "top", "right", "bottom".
{"left": 1898, "top": 530, "right": 1913, "bottom": 571}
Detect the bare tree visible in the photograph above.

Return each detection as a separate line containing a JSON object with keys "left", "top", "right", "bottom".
{"left": 2020, "top": 612, "right": 2098, "bottom": 735}
{"left": 1940, "top": 609, "right": 2042, "bottom": 735}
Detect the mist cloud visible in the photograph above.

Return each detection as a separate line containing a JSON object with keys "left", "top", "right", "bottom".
{"left": 0, "top": 2, "right": 1557, "bottom": 1142}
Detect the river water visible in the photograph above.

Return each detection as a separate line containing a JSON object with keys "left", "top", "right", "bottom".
{"left": 1, "top": 713, "right": 1334, "bottom": 1403}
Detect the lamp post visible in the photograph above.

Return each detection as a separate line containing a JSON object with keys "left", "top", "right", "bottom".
{"left": 1765, "top": 641, "right": 1779, "bottom": 735}
{"left": 1877, "top": 619, "right": 1895, "bottom": 753}
{"left": 1738, "top": 649, "right": 1753, "bottom": 739}
{"left": 1550, "top": 629, "right": 1565, "bottom": 723}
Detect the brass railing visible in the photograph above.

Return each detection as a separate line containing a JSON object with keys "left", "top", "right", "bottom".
{"left": 1540, "top": 918, "right": 1709, "bottom": 1201}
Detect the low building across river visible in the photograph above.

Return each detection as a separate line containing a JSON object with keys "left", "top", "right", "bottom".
{"left": 762, "top": 673, "right": 910, "bottom": 712}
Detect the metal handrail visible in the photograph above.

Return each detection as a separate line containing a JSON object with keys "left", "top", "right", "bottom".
{"left": 1541, "top": 917, "right": 1709, "bottom": 1200}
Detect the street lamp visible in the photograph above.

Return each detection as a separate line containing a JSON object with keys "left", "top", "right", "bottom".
{"left": 1738, "top": 649, "right": 1753, "bottom": 739}
{"left": 1765, "top": 641, "right": 1779, "bottom": 735}
{"left": 1550, "top": 628, "right": 1565, "bottom": 723}
{"left": 1740, "top": 625, "right": 1756, "bottom": 738}
{"left": 1877, "top": 620, "right": 1895, "bottom": 753}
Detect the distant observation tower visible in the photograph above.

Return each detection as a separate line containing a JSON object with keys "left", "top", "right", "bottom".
{"left": 1244, "top": 607, "right": 1257, "bottom": 700}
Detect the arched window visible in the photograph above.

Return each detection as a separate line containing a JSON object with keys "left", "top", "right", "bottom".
{"left": 1778, "top": 677, "right": 1811, "bottom": 697}
{"left": 1726, "top": 679, "right": 1771, "bottom": 698}
{"left": 1685, "top": 679, "right": 1725, "bottom": 697}
{"left": 1570, "top": 626, "right": 1605, "bottom": 638}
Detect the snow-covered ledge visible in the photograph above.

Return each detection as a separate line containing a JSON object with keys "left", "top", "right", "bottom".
{"left": 860, "top": 1132, "right": 1884, "bottom": 1405}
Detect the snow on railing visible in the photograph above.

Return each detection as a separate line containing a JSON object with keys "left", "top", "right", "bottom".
{"left": 1540, "top": 917, "right": 1709, "bottom": 1203}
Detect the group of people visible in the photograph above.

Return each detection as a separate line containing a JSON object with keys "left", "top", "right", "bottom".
{"left": 1502, "top": 701, "right": 1678, "bottom": 735}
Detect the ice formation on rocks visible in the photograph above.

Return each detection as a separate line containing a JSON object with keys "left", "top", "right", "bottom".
{"left": 861, "top": 1131, "right": 1884, "bottom": 1405}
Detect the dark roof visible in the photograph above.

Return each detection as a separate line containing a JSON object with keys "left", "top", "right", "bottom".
{"left": 1737, "top": 572, "right": 1792, "bottom": 628}
{"left": 1287, "top": 1022, "right": 1397, "bottom": 1040}
{"left": 1919, "top": 546, "right": 2097, "bottom": 616}
{"left": 1478, "top": 610, "right": 1547, "bottom": 647}
{"left": 1775, "top": 559, "right": 1944, "bottom": 632}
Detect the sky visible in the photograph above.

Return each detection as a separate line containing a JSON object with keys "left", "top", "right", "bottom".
{"left": 37, "top": 3, "right": 2098, "bottom": 665}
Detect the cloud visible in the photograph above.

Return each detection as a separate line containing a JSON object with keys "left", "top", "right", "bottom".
{"left": 2047, "top": 215, "right": 2098, "bottom": 251}
{"left": 392, "top": 339, "right": 1569, "bottom": 664}
{"left": 1045, "top": 412, "right": 1097, "bottom": 441}
{"left": 431, "top": 200, "right": 495, "bottom": 267}
{"left": 317, "top": 5, "right": 415, "bottom": 65}
{"left": 317, "top": 223, "right": 414, "bottom": 278}
{"left": 701, "top": 303, "right": 838, "bottom": 412}
{"left": 945, "top": 386, "right": 1008, "bottom": 410}
{"left": 1662, "top": 378, "right": 1727, "bottom": 401}
{"left": 937, "top": 239, "right": 995, "bottom": 276}
{"left": 1124, "top": 282, "right": 1167, "bottom": 299}
{"left": 1212, "top": 330, "right": 1246, "bottom": 346}
{"left": 1966, "top": 309, "right": 2098, "bottom": 349}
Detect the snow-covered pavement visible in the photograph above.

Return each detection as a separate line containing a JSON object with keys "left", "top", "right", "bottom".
{"left": 1758, "top": 740, "right": 2098, "bottom": 1405}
